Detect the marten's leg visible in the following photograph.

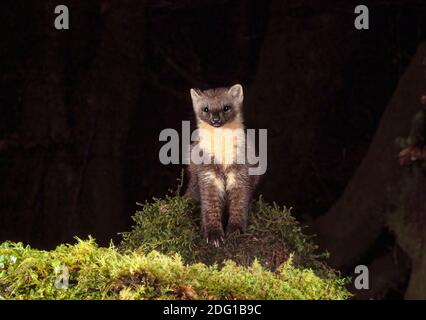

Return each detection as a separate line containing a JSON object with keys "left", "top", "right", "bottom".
{"left": 199, "top": 170, "right": 225, "bottom": 246}
{"left": 225, "top": 169, "right": 251, "bottom": 234}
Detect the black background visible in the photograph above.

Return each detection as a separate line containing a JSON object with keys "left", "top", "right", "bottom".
{"left": 1, "top": 0, "right": 426, "bottom": 299}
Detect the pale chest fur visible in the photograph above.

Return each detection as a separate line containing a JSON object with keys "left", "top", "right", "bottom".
{"left": 197, "top": 121, "right": 245, "bottom": 170}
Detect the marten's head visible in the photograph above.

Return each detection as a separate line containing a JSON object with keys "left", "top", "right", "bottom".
{"left": 190, "top": 84, "right": 244, "bottom": 128}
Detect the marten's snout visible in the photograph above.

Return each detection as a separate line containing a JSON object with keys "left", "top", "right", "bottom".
{"left": 211, "top": 113, "right": 222, "bottom": 127}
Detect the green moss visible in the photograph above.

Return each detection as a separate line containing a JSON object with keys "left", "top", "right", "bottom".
{"left": 0, "top": 238, "right": 349, "bottom": 300}
{"left": 0, "top": 182, "right": 351, "bottom": 300}
{"left": 121, "top": 194, "right": 337, "bottom": 278}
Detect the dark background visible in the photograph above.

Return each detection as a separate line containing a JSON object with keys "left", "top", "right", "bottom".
{"left": 1, "top": 0, "right": 426, "bottom": 299}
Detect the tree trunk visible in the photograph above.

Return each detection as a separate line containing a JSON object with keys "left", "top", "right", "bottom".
{"left": 0, "top": 1, "right": 146, "bottom": 247}
{"left": 246, "top": 1, "right": 353, "bottom": 209}
{"left": 314, "top": 42, "right": 426, "bottom": 299}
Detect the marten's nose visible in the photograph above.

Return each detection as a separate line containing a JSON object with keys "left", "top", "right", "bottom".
{"left": 212, "top": 114, "right": 221, "bottom": 123}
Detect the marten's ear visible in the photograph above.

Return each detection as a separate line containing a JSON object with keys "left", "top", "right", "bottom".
{"left": 228, "top": 84, "right": 244, "bottom": 104}
{"left": 190, "top": 88, "right": 202, "bottom": 103}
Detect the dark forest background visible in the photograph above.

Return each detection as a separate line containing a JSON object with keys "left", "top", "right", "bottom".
{"left": 2, "top": 0, "right": 426, "bottom": 299}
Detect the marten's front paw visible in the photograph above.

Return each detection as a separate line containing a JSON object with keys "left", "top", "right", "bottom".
{"left": 226, "top": 222, "right": 245, "bottom": 235}
{"left": 205, "top": 225, "right": 225, "bottom": 247}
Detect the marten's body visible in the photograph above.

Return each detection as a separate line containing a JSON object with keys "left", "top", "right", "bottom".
{"left": 186, "top": 84, "right": 259, "bottom": 246}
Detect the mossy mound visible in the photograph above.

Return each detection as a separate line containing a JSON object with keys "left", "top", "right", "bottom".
{"left": 121, "top": 194, "right": 339, "bottom": 278}
{"left": 0, "top": 192, "right": 351, "bottom": 300}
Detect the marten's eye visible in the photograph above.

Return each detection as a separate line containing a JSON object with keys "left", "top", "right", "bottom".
{"left": 203, "top": 107, "right": 209, "bottom": 113}
{"left": 223, "top": 105, "right": 231, "bottom": 112}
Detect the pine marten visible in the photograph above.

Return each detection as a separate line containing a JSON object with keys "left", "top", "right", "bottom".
{"left": 186, "top": 84, "right": 260, "bottom": 247}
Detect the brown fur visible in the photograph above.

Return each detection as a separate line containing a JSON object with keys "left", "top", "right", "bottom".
{"left": 186, "top": 84, "right": 260, "bottom": 246}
